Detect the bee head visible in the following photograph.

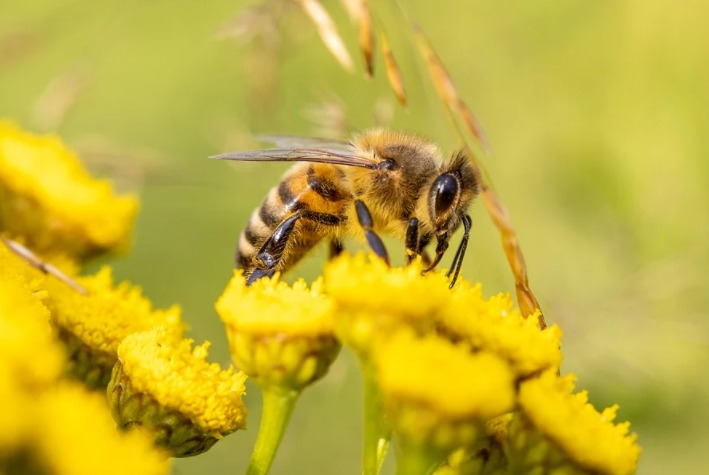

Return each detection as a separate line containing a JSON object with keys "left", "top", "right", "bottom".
{"left": 427, "top": 149, "right": 479, "bottom": 236}
{"left": 424, "top": 149, "right": 480, "bottom": 270}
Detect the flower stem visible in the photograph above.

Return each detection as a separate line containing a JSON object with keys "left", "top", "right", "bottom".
{"left": 396, "top": 442, "right": 446, "bottom": 475}
{"left": 245, "top": 388, "right": 300, "bottom": 475}
{"left": 362, "top": 362, "right": 390, "bottom": 475}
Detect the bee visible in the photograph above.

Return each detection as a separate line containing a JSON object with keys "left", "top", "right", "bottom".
{"left": 212, "top": 128, "right": 480, "bottom": 287}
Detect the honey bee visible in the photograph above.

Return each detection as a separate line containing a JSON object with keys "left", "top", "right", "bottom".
{"left": 212, "top": 128, "right": 480, "bottom": 287}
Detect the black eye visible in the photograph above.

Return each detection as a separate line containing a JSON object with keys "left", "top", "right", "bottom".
{"left": 432, "top": 173, "right": 459, "bottom": 216}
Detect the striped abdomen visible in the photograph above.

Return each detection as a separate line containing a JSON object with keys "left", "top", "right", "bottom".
{"left": 236, "top": 163, "right": 351, "bottom": 278}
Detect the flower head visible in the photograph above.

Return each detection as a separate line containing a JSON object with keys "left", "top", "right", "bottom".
{"left": 324, "top": 254, "right": 451, "bottom": 354}
{"left": 31, "top": 383, "right": 170, "bottom": 475}
{"left": 0, "top": 119, "right": 138, "bottom": 259}
{"left": 216, "top": 272, "right": 340, "bottom": 391}
{"left": 374, "top": 330, "right": 516, "bottom": 450}
{"left": 110, "top": 325, "right": 247, "bottom": 457}
{"left": 508, "top": 370, "right": 641, "bottom": 475}
{"left": 45, "top": 266, "right": 183, "bottom": 389}
{"left": 438, "top": 285, "right": 563, "bottom": 377}
{"left": 0, "top": 247, "right": 65, "bottom": 391}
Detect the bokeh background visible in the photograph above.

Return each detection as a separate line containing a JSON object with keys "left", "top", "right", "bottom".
{"left": 2, "top": 0, "right": 707, "bottom": 473}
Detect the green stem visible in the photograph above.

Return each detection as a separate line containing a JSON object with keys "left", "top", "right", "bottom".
{"left": 396, "top": 442, "right": 446, "bottom": 475}
{"left": 245, "top": 388, "right": 300, "bottom": 475}
{"left": 362, "top": 362, "right": 391, "bottom": 475}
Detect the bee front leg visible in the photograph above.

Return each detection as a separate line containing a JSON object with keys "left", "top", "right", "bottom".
{"left": 354, "top": 200, "right": 390, "bottom": 265}
{"left": 247, "top": 211, "right": 304, "bottom": 286}
{"left": 446, "top": 214, "right": 472, "bottom": 288}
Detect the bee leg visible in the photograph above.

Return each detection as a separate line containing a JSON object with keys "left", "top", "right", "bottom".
{"left": 405, "top": 218, "right": 419, "bottom": 264}
{"left": 418, "top": 233, "right": 433, "bottom": 267}
{"left": 247, "top": 211, "right": 304, "bottom": 286}
{"left": 246, "top": 268, "right": 277, "bottom": 286}
{"left": 446, "top": 214, "right": 472, "bottom": 288}
{"left": 354, "top": 200, "right": 390, "bottom": 265}
{"left": 328, "top": 239, "right": 344, "bottom": 259}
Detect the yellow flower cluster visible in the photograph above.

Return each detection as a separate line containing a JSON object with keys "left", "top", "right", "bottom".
{"left": 1, "top": 120, "right": 248, "bottom": 461}
{"left": 323, "top": 253, "right": 639, "bottom": 475}
{"left": 0, "top": 119, "right": 137, "bottom": 259}
{"left": 0, "top": 247, "right": 169, "bottom": 475}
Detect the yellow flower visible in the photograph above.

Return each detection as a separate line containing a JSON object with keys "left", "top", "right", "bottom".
{"left": 510, "top": 370, "right": 641, "bottom": 475}
{"left": 437, "top": 283, "right": 563, "bottom": 377}
{"left": 324, "top": 254, "right": 450, "bottom": 354}
{"left": 111, "top": 325, "right": 247, "bottom": 457}
{"left": 0, "top": 119, "right": 138, "bottom": 259}
{"left": 374, "top": 330, "right": 516, "bottom": 450}
{"left": 32, "top": 382, "right": 170, "bottom": 475}
{"left": 0, "top": 249, "right": 65, "bottom": 390}
{"left": 45, "top": 266, "right": 183, "bottom": 389}
{"left": 216, "top": 272, "right": 340, "bottom": 391}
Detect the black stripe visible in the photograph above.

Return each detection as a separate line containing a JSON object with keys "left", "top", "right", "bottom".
{"left": 303, "top": 210, "right": 344, "bottom": 226}
{"left": 244, "top": 225, "right": 261, "bottom": 246}
{"left": 258, "top": 200, "right": 282, "bottom": 228}
{"left": 307, "top": 170, "right": 346, "bottom": 201}
{"left": 236, "top": 249, "right": 252, "bottom": 269}
{"left": 278, "top": 181, "right": 302, "bottom": 210}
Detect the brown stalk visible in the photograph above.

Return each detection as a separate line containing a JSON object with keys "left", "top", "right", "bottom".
{"left": 412, "top": 25, "right": 491, "bottom": 155}
{"left": 296, "top": 0, "right": 354, "bottom": 72}
{"left": 1, "top": 236, "right": 88, "bottom": 295}
{"left": 358, "top": 0, "right": 375, "bottom": 77}
{"left": 412, "top": 25, "right": 545, "bottom": 326}
{"left": 381, "top": 31, "right": 407, "bottom": 106}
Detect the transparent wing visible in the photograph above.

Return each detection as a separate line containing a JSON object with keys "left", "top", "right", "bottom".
{"left": 210, "top": 147, "right": 378, "bottom": 169}
{"left": 255, "top": 134, "right": 353, "bottom": 151}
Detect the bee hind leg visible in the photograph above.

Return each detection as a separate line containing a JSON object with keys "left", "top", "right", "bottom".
{"left": 247, "top": 211, "right": 304, "bottom": 286}
{"left": 354, "top": 200, "right": 390, "bottom": 265}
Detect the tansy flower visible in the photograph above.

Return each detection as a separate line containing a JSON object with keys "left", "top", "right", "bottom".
{"left": 0, "top": 119, "right": 138, "bottom": 259}
{"left": 44, "top": 266, "right": 183, "bottom": 389}
{"left": 324, "top": 253, "right": 451, "bottom": 354}
{"left": 506, "top": 370, "right": 641, "bottom": 475}
{"left": 373, "top": 330, "right": 516, "bottom": 475}
{"left": 28, "top": 383, "right": 169, "bottom": 475}
{"left": 216, "top": 272, "right": 340, "bottom": 475}
{"left": 0, "top": 249, "right": 65, "bottom": 392}
{"left": 436, "top": 283, "right": 563, "bottom": 377}
{"left": 109, "top": 325, "right": 247, "bottom": 457}
{"left": 216, "top": 272, "right": 339, "bottom": 391}
{"left": 0, "top": 257, "right": 64, "bottom": 453}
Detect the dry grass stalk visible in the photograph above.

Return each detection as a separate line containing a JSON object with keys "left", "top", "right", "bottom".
{"left": 296, "top": 0, "right": 354, "bottom": 72}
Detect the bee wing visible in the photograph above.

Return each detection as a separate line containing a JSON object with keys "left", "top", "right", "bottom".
{"left": 255, "top": 134, "right": 353, "bottom": 151}
{"left": 210, "top": 147, "right": 378, "bottom": 169}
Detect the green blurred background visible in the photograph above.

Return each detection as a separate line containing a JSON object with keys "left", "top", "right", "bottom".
{"left": 2, "top": 0, "right": 707, "bottom": 473}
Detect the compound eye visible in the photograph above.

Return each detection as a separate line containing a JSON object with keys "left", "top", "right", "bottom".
{"left": 432, "top": 173, "right": 459, "bottom": 216}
